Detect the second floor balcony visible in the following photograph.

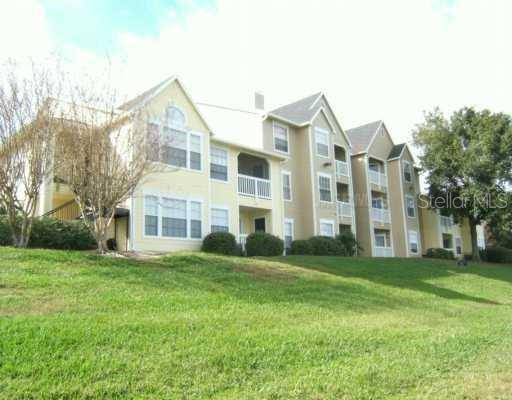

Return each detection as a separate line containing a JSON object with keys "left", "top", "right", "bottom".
{"left": 369, "top": 169, "right": 387, "bottom": 187}
{"left": 337, "top": 201, "right": 353, "bottom": 218}
{"left": 237, "top": 153, "right": 272, "bottom": 200}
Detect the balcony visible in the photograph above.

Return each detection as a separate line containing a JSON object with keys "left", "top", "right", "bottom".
{"left": 337, "top": 201, "right": 353, "bottom": 218}
{"left": 238, "top": 174, "right": 271, "bottom": 199}
{"left": 371, "top": 207, "right": 391, "bottom": 224}
{"left": 336, "top": 160, "right": 349, "bottom": 177}
{"left": 440, "top": 215, "right": 453, "bottom": 232}
{"left": 374, "top": 246, "right": 393, "bottom": 257}
{"left": 369, "top": 170, "right": 387, "bottom": 187}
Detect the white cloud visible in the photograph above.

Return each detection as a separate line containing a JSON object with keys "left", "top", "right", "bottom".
{"left": 2, "top": 0, "right": 512, "bottom": 152}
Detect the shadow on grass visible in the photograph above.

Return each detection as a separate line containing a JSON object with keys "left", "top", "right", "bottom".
{"left": 276, "top": 256, "right": 504, "bottom": 305}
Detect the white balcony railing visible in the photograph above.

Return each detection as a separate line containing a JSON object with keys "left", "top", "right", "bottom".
{"left": 238, "top": 174, "right": 271, "bottom": 199}
{"left": 336, "top": 160, "right": 349, "bottom": 177}
{"left": 337, "top": 201, "right": 353, "bottom": 218}
{"left": 374, "top": 246, "right": 393, "bottom": 257}
{"left": 371, "top": 207, "right": 391, "bottom": 224}
{"left": 369, "top": 170, "right": 387, "bottom": 187}
{"left": 440, "top": 215, "right": 453, "bottom": 232}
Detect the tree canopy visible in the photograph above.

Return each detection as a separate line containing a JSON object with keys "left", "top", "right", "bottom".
{"left": 413, "top": 107, "right": 512, "bottom": 259}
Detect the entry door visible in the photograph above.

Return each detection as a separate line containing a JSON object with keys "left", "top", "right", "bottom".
{"left": 254, "top": 217, "right": 266, "bottom": 232}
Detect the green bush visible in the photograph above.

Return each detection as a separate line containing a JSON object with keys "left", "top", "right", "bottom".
{"left": 424, "top": 248, "right": 455, "bottom": 260}
{"left": 289, "top": 239, "right": 313, "bottom": 255}
{"left": 335, "top": 230, "right": 360, "bottom": 256}
{"left": 480, "top": 247, "right": 512, "bottom": 264}
{"left": 245, "top": 232, "right": 283, "bottom": 257}
{"left": 308, "top": 236, "right": 346, "bottom": 256}
{"left": 201, "top": 231, "right": 238, "bottom": 255}
{"left": 0, "top": 216, "right": 96, "bottom": 250}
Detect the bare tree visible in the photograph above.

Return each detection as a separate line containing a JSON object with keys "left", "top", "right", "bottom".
{"left": 0, "top": 59, "right": 61, "bottom": 247}
{"left": 56, "top": 77, "right": 158, "bottom": 253}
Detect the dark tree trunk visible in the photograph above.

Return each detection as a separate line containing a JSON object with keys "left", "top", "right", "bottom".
{"left": 469, "top": 219, "right": 481, "bottom": 261}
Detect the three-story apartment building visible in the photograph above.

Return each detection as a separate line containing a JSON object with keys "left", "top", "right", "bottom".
{"left": 38, "top": 76, "right": 484, "bottom": 257}
{"left": 346, "top": 121, "right": 422, "bottom": 257}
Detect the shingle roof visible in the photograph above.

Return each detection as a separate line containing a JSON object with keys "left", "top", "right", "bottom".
{"left": 345, "top": 120, "right": 383, "bottom": 154}
{"left": 269, "top": 92, "right": 323, "bottom": 125}
{"left": 118, "top": 76, "right": 176, "bottom": 111}
{"left": 388, "top": 143, "right": 406, "bottom": 160}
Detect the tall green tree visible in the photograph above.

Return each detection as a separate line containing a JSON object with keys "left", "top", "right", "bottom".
{"left": 413, "top": 107, "right": 512, "bottom": 260}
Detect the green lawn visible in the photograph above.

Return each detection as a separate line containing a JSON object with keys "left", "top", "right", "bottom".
{"left": 1, "top": 248, "right": 512, "bottom": 399}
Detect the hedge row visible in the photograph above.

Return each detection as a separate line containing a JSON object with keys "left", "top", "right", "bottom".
{"left": 424, "top": 248, "right": 455, "bottom": 260}
{"left": 289, "top": 231, "right": 359, "bottom": 256}
{"left": 0, "top": 216, "right": 96, "bottom": 250}
{"left": 202, "top": 231, "right": 283, "bottom": 256}
{"left": 480, "top": 247, "right": 512, "bottom": 264}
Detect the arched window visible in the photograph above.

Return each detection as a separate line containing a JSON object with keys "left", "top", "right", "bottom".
{"left": 166, "top": 106, "right": 186, "bottom": 128}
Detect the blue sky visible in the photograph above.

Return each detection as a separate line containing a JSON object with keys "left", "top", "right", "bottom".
{"left": 1, "top": 0, "right": 510, "bottom": 155}
{"left": 40, "top": 0, "right": 216, "bottom": 52}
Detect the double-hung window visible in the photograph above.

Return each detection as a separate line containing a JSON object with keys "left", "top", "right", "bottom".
{"left": 406, "top": 195, "right": 416, "bottom": 217}
{"left": 315, "top": 127, "right": 330, "bottom": 158}
{"left": 273, "top": 124, "right": 289, "bottom": 153}
{"left": 320, "top": 219, "right": 335, "bottom": 237}
{"left": 144, "top": 195, "right": 159, "bottom": 236}
{"left": 284, "top": 219, "right": 294, "bottom": 251}
{"left": 147, "top": 106, "right": 202, "bottom": 171}
{"left": 403, "top": 161, "right": 412, "bottom": 183}
{"left": 282, "top": 171, "right": 292, "bottom": 201}
{"left": 211, "top": 208, "right": 229, "bottom": 232}
{"left": 210, "top": 146, "right": 228, "bottom": 181}
{"left": 408, "top": 230, "right": 418, "bottom": 254}
{"left": 162, "top": 198, "right": 187, "bottom": 238}
{"left": 372, "top": 197, "right": 383, "bottom": 209}
{"left": 143, "top": 194, "right": 203, "bottom": 239}
{"left": 318, "top": 174, "right": 332, "bottom": 202}
{"left": 375, "top": 233, "right": 386, "bottom": 247}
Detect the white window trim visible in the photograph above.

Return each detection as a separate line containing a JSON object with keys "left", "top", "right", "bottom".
{"left": 319, "top": 219, "right": 335, "bottom": 238}
{"left": 318, "top": 172, "right": 333, "bottom": 204}
{"left": 209, "top": 145, "right": 229, "bottom": 184}
{"left": 143, "top": 192, "right": 203, "bottom": 241}
{"left": 405, "top": 194, "right": 416, "bottom": 218}
{"left": 149, "top": 109, "right": 204, "bottom": 173}
{"left": 408, "top": 230, "right": 419, "bottom": 254}
{"left": 314, "top": 127, "right": 330, "bottom": 159}
{"left": 374, "top": 233, "right": 388, "bottom": 248}
{"left": 210, "top": 205, "right": 230, "bottom": 233}
{"left": 403, "top": 160, "right": 412, "bottom": 183}
{"left": 282, "top": 170, "right": 292, "bottom": 202}
{"left": 272, "top": 121, "right": 290, "bottom": 155}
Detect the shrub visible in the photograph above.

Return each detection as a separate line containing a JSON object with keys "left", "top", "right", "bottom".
{"left": 308, "top": 236, "right": 346, "bottom": 256}
{"left": 424, "top": 248, "right": 455, "bottom": 260}
{"left": 480, "top": 247, "right": 512, "bottom": 264}
{"left": 201, "top": 231, "right": 238, "bottom": 255}
{"left": 0, "top": 216, "right": 96, "bottom": 250}
{"left": 245, "top": 232, "right": 284, "bottom": 257}
{"left": 335, "top": 230, "right": 360, "bottom": 256}
{"left": 289, "top": 239, "right": 313, "bottom": 255}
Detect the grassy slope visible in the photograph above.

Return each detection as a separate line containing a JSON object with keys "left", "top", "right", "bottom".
{"left": 1, "top": 248, "right": 512, "bottom": 399}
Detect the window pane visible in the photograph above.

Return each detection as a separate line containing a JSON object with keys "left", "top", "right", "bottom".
{"left": 315, "top": 129, "right": 329, "bottom": 157}
{"left": 282, "top": 173, "right": 291, "bottom": 200}
{"left": 210, "top": 164, "right": 228, "bottom": 181}
{"left": 211, "top": 208, "right": 228, "bottom": 232}
{"left": 319, "top": 176, "right": 331, "bottom": 202}
{"left": 404, "top": 162, "right": 412, "bottom": 182}
{"left": 190, "top": 202, "right": 202, "bottom": 239}
{"left": 144, "top": 195, "right": 158, "bottom": 216}
{"left": 191, "top": 220, "right": 202, "bottom": 238}
{"left": 211, "top": 147, "right": 227, "bottom": 165}
{"left": 145, "top": 215, "right": 158, "bottom": 236}
{"left": 274, "top": 125, "right": 288, "bottom": 152}
{"left": 375, "top": 235, "right": 386, "bottom": 247}
{"left": 320, "top": 222, "right": 333, "bottom": 237}
{"left": 167, "top": 106, "right": 186, "bottom": 127}
{"left": 406, "top": 197, "right": 415, "bottom": 217}
{"left": 190, "top": 151, "right": 201, "bottom": 170}
{"left": 161, "top": 198, "right": 187, "bottom": 238}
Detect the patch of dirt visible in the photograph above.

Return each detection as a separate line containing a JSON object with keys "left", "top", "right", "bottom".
{"left": 233, "top": 263, "right": 296, "bottom": 281}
